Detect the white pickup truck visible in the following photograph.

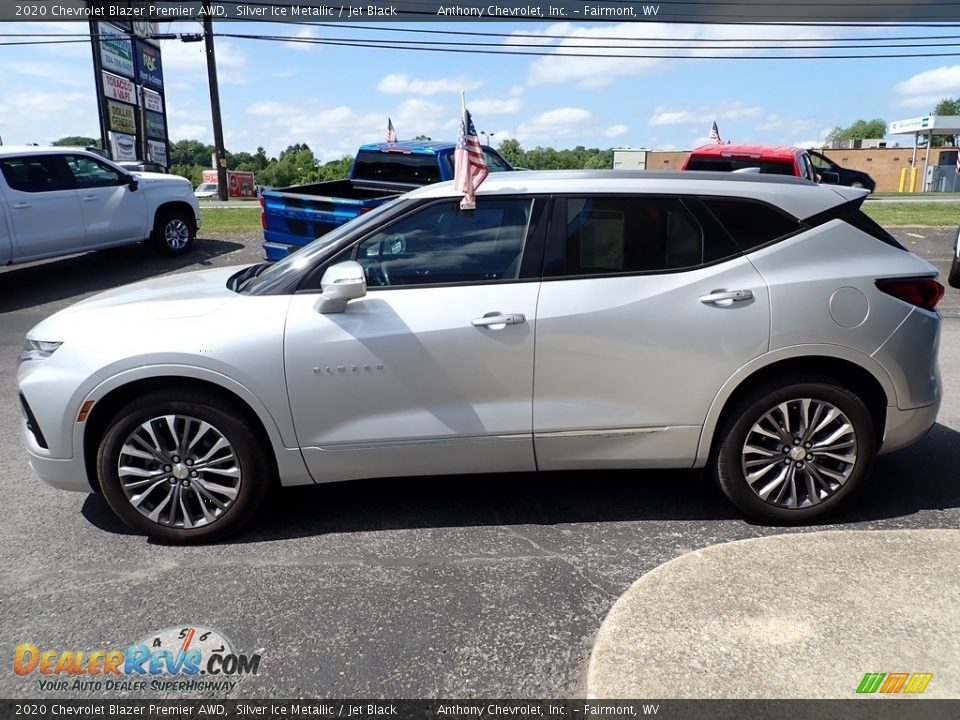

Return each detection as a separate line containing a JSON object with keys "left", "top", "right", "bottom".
{"left": 0, "top": 146, "right": 201, "bottom": 266}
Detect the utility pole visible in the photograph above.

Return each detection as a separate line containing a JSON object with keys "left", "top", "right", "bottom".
{"left": 203, "top": 0, "right": 228, "bottom": 201}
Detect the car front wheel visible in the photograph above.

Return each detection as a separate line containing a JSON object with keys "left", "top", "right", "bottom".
{"left": 97, "top": 390, "right": 271, "bottom": 543}
{"left": 152, "top": 209, "right": 195, "bottom": 256}
{"left": 712, "top": 376, "right": 876, "bottom": 524}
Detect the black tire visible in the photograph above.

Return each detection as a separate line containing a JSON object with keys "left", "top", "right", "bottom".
{"left": 97, "top": 390, "right": 272, "bottom": 543}
{"left": 152, "top": 208, "right": 195, "bottom": 256}
{"left": 711, "top": 375, "right": 876, "bottom": 525}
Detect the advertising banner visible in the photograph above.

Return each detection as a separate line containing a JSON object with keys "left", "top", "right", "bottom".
{"left": 99, "top": 24, "right": 134, "bottom": 78}
{"left": 145, "top": 111, "right": 166, "bottom": 139}
{"left": 110, "top": 132, "right": 138, "bottom": 162}
{"left": 142, "top": 88, "right": 163, "bottom": 113}
{"left": 136, "top": 40, "right": 164, "bottom": 89}
{"left": 147, "top": 140, "right": 168, "bottom": 168}
{"left": 107, "top": 100, "right": 136, "bottom": 134}
{"left": 102, "top": 71, "right": 137, "bottom": 106}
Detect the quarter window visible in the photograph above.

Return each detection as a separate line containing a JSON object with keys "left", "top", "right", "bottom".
{"left": 702, "top": 198, "right": 801, "bottom": 252}
{"left": 356, "top": 198, "right": 533, "bottom": 287}
{"left": 65, "top": 155, "right": 122, "bottom": 189}
{"left": 0, "top": 155, "right": 72, "bottom": 193}
{"left": 560, "top": 197, "right": 705, "bottom": 275}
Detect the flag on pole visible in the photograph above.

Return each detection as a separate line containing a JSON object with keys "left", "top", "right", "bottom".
{"left": 708, "top": 120, "right": 722, "bottom": 144}
{"left": 385, "top": 117, "right": 397, "bottom": 144}
{"left": 454, "top": 95, "right": 488, "bottom": 210}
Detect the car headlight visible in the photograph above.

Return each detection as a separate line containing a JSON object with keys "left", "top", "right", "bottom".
{"left": 18, "top": 339, "right": 62, "bottom": 365}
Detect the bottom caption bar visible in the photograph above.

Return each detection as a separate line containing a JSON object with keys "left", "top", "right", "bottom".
{"left": 1, "top": 700, "right": 956, "bottom": 720}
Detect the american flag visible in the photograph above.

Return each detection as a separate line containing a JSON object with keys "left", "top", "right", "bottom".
{"left": 709, "top": 120, "right": 722, "bottom": 144}
{"left": 454, "top": 105, "right": 488, "bottom": 210}
{"left": 385, "top": 117, "right": 397, "bottom": 144}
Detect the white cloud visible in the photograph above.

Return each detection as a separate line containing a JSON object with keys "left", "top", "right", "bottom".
{"left": 0, "top": 88, "right": 97, "bottom": 145}
{"left": 470, "top": 97, "right": 523, "bottom": 115}
{"left": 161, "top": 40, "right": 247, "bottom": 85}
{"left": 604, "top": 124, "right": 630, "bottom": 138}
{"left": 894, "top": 65, "right": 960, "bottom": 109}
{"left": 0, "top": 61, "right": 87, "bottom": 87}
{"left": 758, "top": 113, "right": 816, "bottom": 135}
{"left": 286, "top": 27, "right": 322, "bottom": 51}
{"left": 516, "top": 107, "right": 594, "bottom": 143}
{"left": 508, "top": 85, "right": 525, "bottom": 97}
{"left": 649, "top": 102, "right": 762, "bottom": 126}
{"left": 523, "top": 22, "right": 864, "bottom": 90}
{"left": 377, "top": 73, "right": 484, "bottom": 96}
{"left": 171, "top": 124, "right": 211, "bottom": 142}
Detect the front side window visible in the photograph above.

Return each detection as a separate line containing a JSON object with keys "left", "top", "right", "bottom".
{"left": 65, "top": 155, "right": 122, "bottom": 189}
{"left": 0, "top": 155, "right": 72, "bottom": 193}
{"left": 561, "top": 197, "right": 705, "bottom": 275}
{"left": 356, "top": 198, "right": 533, "bottom": 287}
{"left": 483, "top": 150, "right": 512, "bottom": 172}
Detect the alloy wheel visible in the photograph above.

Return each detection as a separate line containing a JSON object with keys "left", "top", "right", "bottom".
{"left": 164, "top": 219, "right": 190, "bottom": 251}
{"left": 117, "top": 414, "right": 241, "bottom": 529}
{"left": 740, "top": 398, "right": 858, "bottom": 509}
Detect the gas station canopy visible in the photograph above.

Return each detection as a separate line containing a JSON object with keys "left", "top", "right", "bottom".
{"left": 889, "top": 115, "right": 960, "bottom": 191}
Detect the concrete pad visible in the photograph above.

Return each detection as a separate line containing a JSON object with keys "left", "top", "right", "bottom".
{"left": 588, "top": 530, "right": 960, "bottom": 698}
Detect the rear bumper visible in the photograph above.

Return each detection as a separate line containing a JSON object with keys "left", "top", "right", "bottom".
{"left": 879, "top": 402, "right": 939, "bottom": 455}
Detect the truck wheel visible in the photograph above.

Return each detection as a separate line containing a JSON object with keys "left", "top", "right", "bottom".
{"left": 153, "top": 209, "right": 195, "bottom": 256}
{"left": 711, "top": 375, "right": 875, "bottom": 525}
{"left": 97, "top": 390, "right": 272, "bottom": 543}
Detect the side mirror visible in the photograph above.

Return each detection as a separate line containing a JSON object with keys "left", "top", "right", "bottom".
{"left": 818, "top": 171, "right": 840, "bottom": 185}
{"left": 127, "top": 176, "right": 139, "bottom": 192}
{"left": 315, "top": 260, "right": 367, "bottom": 314}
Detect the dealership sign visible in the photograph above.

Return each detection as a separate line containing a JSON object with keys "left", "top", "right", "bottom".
{"left": 107, "top": 101, "right": 136, "bottom": 134}
{"left": 100, "top": 26, "right": 134, "bottom": 78}
{"left": 102, "top": 72, "right": 136, "bottom": 105}
{"left": 142, "top": 88, "right": 163, "bottom": 113}
{"left": 145, "top": 111, "right": 166, "bottom": 139}
{"left": 136, "top": 41, "right": 163, "bottom": 89}
{"left": 147, "top": 140, "right": 168, "bottom": 167}
{"left": 111, "top": 132, "right": 138, "bottom": 162}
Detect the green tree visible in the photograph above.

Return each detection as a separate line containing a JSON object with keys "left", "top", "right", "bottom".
{"left": 825, "top": 118, "right": 887, "bottom": 144}
{"left": 931, "top": 99, "right": 960, "bottom": 146}
{"left": 51, "top": 136, "right": 100, "bottom": 147}
{"left": 497, "top": 138, "right": 525, "bottom": 167}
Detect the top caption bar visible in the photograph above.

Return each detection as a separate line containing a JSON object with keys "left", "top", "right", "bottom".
{"left": 7, "top": 0, "right": 960, "bottom": 23}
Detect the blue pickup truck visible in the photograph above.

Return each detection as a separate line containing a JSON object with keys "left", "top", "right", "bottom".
{"left": 261, "top": 140, "right": 514, "bottom": 261}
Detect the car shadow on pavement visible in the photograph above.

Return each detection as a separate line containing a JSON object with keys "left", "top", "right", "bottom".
{"left": 0, "top": 238, "right": 245, "bottom": 314}
{"left": 78, "top": 423, "right": 960, "bottom": 544}
{"left": 233, "top": 422, "right": 960, "bottom": 544}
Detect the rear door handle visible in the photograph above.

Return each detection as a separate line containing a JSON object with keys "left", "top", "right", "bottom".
{"left": 472, "top": 313, "right": 527, "bottom": 328}
{"left": 699, "top": 289, "right": 754, "bottom": 305}
{"left": 81, "top": 196, "right": 98, "bottom": 202}
{"left": 12, "top": 202, "right": 30, "bottom": 209}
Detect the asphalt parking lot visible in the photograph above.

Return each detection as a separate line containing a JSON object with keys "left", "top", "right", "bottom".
{"left": 1, "top": 226, "right": 958, "bottom": 699}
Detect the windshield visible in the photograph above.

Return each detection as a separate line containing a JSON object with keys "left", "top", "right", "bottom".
{"left": 239, "top": 197, "right": 410, "bottom": 295}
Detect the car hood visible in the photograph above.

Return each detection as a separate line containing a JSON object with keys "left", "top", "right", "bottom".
{"left": 29, "top": 266, "right": 246, "bottom": 339}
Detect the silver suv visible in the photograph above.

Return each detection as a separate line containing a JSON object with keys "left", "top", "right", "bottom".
{"left": 18, "top": 171, "right": 943, "bottom": 542}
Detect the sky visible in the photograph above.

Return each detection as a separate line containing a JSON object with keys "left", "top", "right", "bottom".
{"left": 2, "top": 19, "right": 960, "bottom": 161}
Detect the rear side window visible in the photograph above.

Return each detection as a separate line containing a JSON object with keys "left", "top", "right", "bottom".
{"left": 0, "top": 155, "right": 73, "bottom": 193}
{"left": 560, "top": 197, "right": 706, "bottom": 275}
{"left": 702, "top": 198, "right": 802, "bottom": 252}
{"left": 352, "top": 151, "right": 441, "bottom": 185}
{"left": 686, "top": 157, "right": 796, "bottom": 176}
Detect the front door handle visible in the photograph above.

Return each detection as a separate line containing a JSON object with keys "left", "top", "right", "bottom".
{"left": 81, "top": 196, "right": 98, "bottom": 202}
{"left": 472, "top": 312, "right": 527, "bottom": 328}
{"left": 12, "top": 202, "right": 30, "bottom": 209}
{"left": 699, "top": 289, "right": 754, "bottom": 306}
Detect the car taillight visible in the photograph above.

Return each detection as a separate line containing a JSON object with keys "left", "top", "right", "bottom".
{"left": 259, "top": 196, "right": 266, "bottom": 230}
{"left": 875, "top": 277, "right": 945, "bottom": 311}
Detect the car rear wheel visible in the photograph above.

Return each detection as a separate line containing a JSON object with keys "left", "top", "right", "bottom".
{"left": 97, "top": 390, "right": 272, "bottom": 543}
{"left": 152, "top": 209, "right": 195, "bottom": 256}
{"left": 712, "top": 376, "right": 876, "bottom": 524}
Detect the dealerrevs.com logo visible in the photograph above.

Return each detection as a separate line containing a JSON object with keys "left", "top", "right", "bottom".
{"left": 14, "top": 626, "right": 261, "bottom": 694}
